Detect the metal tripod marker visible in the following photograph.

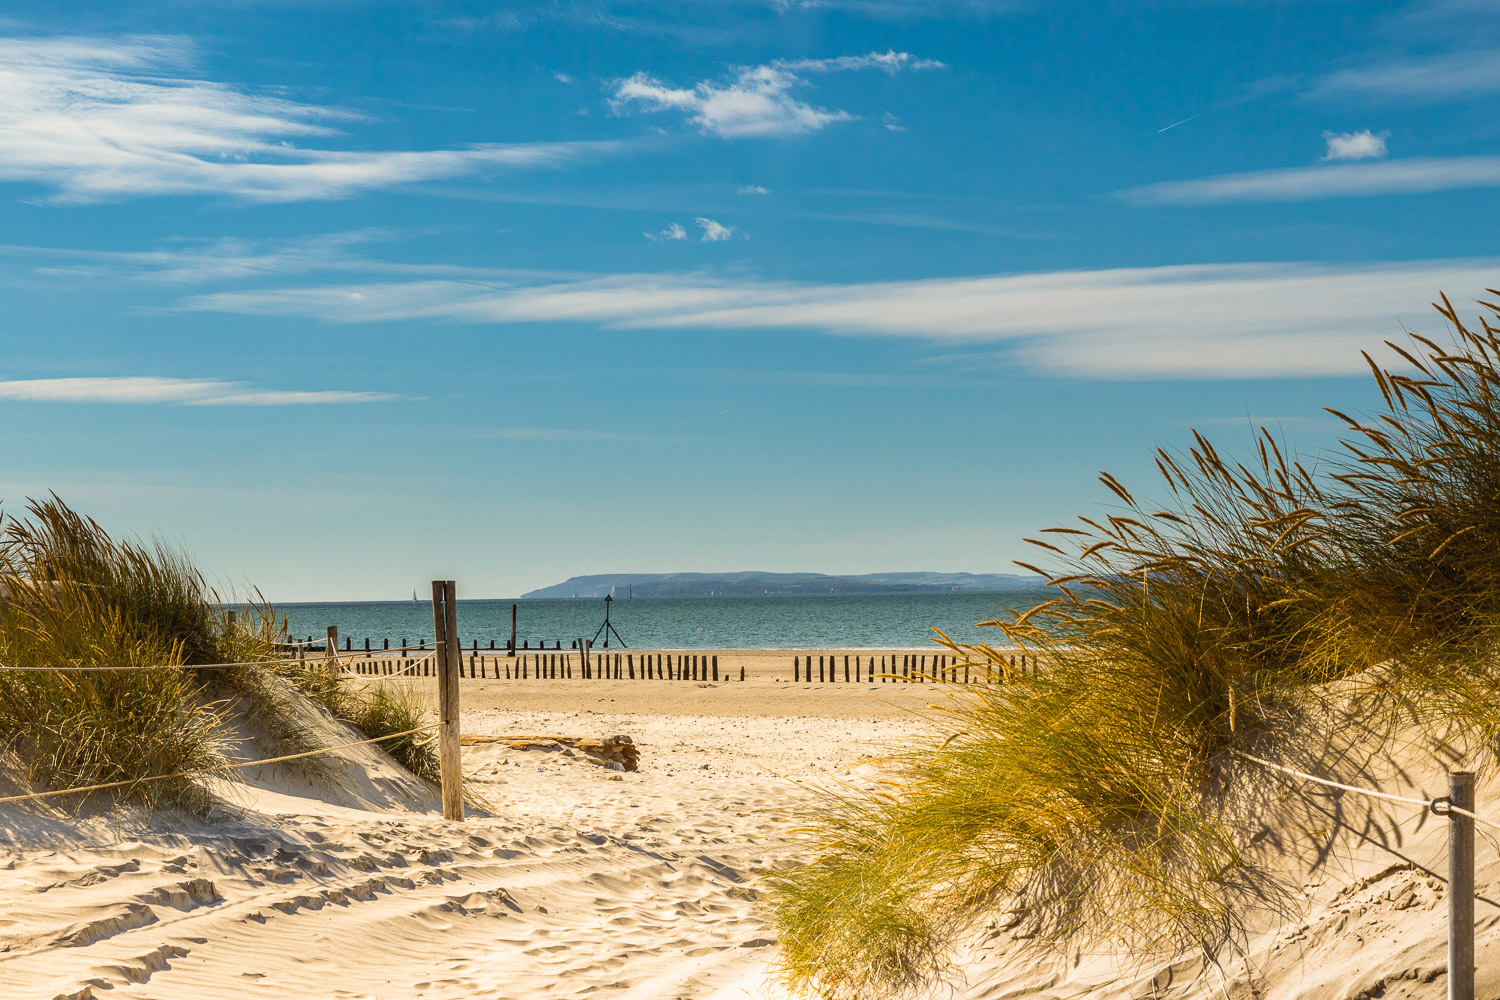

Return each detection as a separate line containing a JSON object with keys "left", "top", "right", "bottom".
{"left": 591, "top": 593, "right": 629, "bottom": 649}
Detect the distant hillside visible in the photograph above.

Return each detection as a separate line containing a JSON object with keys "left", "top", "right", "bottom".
{"left": 519, "top": 571, "right": 1046, "bottom": 599}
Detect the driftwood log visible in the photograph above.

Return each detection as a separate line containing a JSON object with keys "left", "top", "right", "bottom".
{"left": 461, "top": 733, "right": 639, "bottom": 771}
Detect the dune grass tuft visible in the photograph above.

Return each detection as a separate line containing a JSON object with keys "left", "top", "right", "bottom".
{"left": 768, "top": 292, "right": 1500, "bottom": 998}
{"left": 0, "top": 495, "right": 437, "bottom": 811}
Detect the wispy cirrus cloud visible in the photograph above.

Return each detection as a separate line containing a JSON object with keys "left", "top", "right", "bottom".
{"left": 478, "top": 426, "right": 709, "bottom": 444}
{"left": 176, "top": 258, "right": 1500, "bottom": 380}
{"left": 0, "top": 231, "right": 593, "bottom": 289}
{"left": 609, "top": 49, "right": 939, "bottom": 138}
{"left": 0, "top": 34, "right": 625, "bottom": 203}
{"left": 776, "top": 51, "right": 945, "bottom": 74}
{"left": 1124, "top": 155, "right": 1500, "bottom": 204}
{"left": 1314, "top": 46, "right": 1500, "bottom": 101}
{"left": 0, "top": 376, "right": 399, "bottom": 405}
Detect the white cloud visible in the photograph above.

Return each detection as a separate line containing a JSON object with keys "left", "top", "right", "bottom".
{"left": 1314, "top": 47, "right": 1500, "bottom": 101}
{"left": 2, "top": 231, "right": 507, "bottom": 284}
{"left": 611, "top": 65, "right": 851, "bottom": 137}
{"left": 177, "top": 259, "right": 1500, "bottom": 380}
{"left": 1123, "top": 156, "right": 1500, "bottom": 204}
{"left": 646, "top": 222, "right": 688, "bottom": 241}
{"left": 1323, "top": 129, "right": 1388, "bottom": 161}
{"left": 553, "top": 71, "right": 575, "bottom": 84}
{"left": 608, "top": 50, "right": 937, "bottom": 138}
{"left": 775, "top": 51, "right": 945, "bottom": 74}
{"left": 696, "top": 217, "right": 734, "bottom": 241}
{"left": 881, "top": 111, "right": 907, "bottom": 131}
{"left": 0, "top": 376, "right": 398, "bottom": 405}
{"left": 478, "top": 426, "right": 707, "bottom": 444}
{"left": 0, "top": 34, "right": 624, "bottom": 203}
{"left": 738, "top": 184, "right": 770, "bottom": 195}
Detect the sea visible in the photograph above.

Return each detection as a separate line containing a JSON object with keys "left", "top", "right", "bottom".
{"left": 277, "top": 591, "right": 1052, "bottom": 651}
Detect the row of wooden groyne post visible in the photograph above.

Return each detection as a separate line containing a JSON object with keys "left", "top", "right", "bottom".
{"left": 295, "top": 631, "right": 1038, "bottom": 685}
{"left": 296, "top": 629, "right": 739, "bottom": 682}
{"left": 792, "top": 652, "right": 1034, "bottom": 683}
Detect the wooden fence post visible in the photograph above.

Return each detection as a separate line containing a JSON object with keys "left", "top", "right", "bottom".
{"left": 432, "top": 580, "right": 464, "bottom": 822}
{"left": 1449, "top": 771, "right": 1476, "bottom": 1000}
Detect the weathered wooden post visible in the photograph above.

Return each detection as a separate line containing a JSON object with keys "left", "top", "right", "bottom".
{"left": 844, "top": 655, "right": 850, "bottom": 683}
{"left": 794, "top": 656, "right": 800, "bottom": 682}
{"left": 431, "top": 580, "right": 464, "bottom": 822}
{"left": 509, "top": 603, "right": 517, "bottom": 656}
{"left": 713, "top": 655, "right": 719, "bottom": 681}
{"left": 1447, "top": 771, "right": 1476, "bottom": 1000}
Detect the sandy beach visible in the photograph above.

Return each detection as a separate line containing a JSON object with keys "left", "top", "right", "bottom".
{"left": 0, "top": 651, "right": 942, "bottom": 1000}
{"left": 5, "top": 649, "right": 1499, "bottom": 1000}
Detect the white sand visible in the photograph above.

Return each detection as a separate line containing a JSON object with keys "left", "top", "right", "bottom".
{"left": 0, "top": 674, "right": 932, "bottom": 1000}
{"left": 5, "top": 669, "right": 1500, "bottom": 1000}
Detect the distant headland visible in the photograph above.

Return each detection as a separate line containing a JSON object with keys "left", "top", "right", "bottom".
{"left": 519, "top": 571, "right": 1046, "bottom": 599}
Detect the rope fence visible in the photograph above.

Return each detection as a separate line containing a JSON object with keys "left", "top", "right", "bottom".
{"left": 0, "top": 726, "right": 433, "bottom": 806}
{"left": 1235, "top": 750, "right": 1484, "bottom": 1000}
{"left": 1235, "top": 750, "right": 1500, "bottom": 832}
{"left": 0, "top": 642, "right": 441, "bottom": 674}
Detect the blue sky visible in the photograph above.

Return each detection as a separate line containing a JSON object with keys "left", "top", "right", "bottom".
{"left": 0, "top": 0, "right": 1497, "bottom": 599}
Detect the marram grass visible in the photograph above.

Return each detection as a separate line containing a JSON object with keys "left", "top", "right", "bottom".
{"left": 0, "top": 495, "right": 436, "bottom": 811}
{"left": 768, "top": 292, "right": 1500, "bottom": 999}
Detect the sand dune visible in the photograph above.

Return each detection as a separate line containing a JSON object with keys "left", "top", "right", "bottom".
{"left": 6, "top": 671, "right": 1500, "bottom": 999}
{"left": 0, "top": 676, "right": 925, "bottom": 999}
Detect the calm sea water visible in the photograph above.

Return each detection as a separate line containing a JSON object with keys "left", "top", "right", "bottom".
{"left": 276, "top": 591, "right": 1050, "bottom": 650}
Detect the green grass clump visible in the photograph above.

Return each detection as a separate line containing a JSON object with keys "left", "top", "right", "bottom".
{"left": 0, "top": 496, "right": 235, "bottom": 810}
{"left": 341, "top": 681, "right": 440, "bottom": 784}
{"left": 0, "top": 495, "right": 437, "bottom": 811}
{"left": 769, "top": 292, "right": 1500, "bottom": 999}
